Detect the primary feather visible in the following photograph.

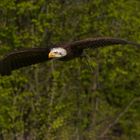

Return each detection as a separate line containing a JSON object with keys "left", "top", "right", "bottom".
{"left": 0, "top": 47, "right": 50, "bottom": 75}
{"left": 69, "top": 37, "right": 140, "bottom": 49}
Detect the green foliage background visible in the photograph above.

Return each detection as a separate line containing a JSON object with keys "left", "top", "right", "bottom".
{"left": 0, "top": 0, "right": 140, "bottom": 140}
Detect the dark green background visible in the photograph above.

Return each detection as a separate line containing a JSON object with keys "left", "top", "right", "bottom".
{"left": 0, "top": 0, "right": 140, "bottom": 139}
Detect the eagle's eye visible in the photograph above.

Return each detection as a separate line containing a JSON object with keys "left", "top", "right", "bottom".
{"left": 58, "top": 52, "right": 62, "bottom": 55}
{"left": 54, "top": 51, "right": 62, "bottom": 55}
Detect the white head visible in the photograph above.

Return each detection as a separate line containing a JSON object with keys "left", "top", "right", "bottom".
{"left": 48, "top": 47, "right": 67, "bottom": 59}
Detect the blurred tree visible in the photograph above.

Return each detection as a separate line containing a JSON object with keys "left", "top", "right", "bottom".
{"left": 0, "top": 0, "right": 140, "bottom": 140}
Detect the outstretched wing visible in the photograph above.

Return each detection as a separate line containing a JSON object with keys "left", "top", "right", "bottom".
{"left": 0, "top": 47, "right": 50, "bottom": 76}
{"left": 69, "top": 37, "right": 140, "bottom": 49}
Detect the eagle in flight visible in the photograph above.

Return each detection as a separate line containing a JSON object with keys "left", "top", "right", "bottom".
{"left": 0, "top": 37, "right": 139, "bottom": 76}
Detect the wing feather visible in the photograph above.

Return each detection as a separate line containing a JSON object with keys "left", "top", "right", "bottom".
{"left": 0, "top": 47, "right": 50, "bottom": 75}
{"left": 69, "top": 37, "right": 140, "bottom": 49}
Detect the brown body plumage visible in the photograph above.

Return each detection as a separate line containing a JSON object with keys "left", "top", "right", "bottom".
{"left": 0, "top": 37, "right": 139, "bottom": 76}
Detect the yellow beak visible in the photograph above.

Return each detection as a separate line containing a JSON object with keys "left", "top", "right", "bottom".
{"left": 48, "top": 52, "right": 56, "bottom": 58}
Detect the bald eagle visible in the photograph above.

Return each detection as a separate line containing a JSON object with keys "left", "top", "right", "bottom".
{"left": 0, "top": 37, "right": 139, "bottom": 76}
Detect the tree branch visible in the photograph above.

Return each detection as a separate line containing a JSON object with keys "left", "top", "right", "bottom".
{"left": 99, "top": 97, "right": 140, "bottom": 138}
